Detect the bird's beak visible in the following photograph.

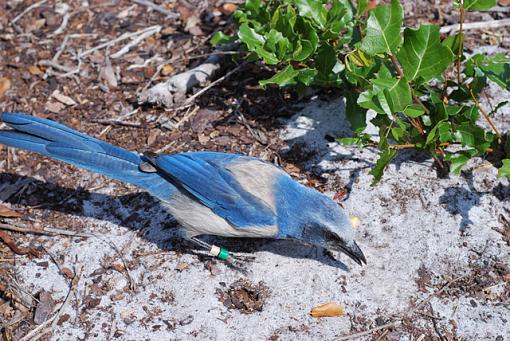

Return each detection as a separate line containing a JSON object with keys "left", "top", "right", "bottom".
{"left": 326, "top": 233, "right": 366, "bottom": 266}
{"left": 337, "top": 240, "right": 366, "bottom": 266}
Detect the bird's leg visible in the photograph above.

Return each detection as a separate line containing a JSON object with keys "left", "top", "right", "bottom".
{"left": 189, "top": 237, "right": 230, "bottom": 261}
{"left": 189, "top": 237, "right": 256, "bottom": 264}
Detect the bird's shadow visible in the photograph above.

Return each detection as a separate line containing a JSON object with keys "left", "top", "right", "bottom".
{"left": 438, "top": 170, "right": 510, "bottom": 232}
{"left": 0, "top": 172, "right": 351, "bottom": 271}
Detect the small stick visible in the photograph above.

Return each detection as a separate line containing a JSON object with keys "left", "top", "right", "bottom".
{"left": 457, "top": 0, "right": 465, "bottom": 85}
{"left": 79, "top": 25, "right": 161, "bottom": 58}
{"left": 131, "top": 0, "right": 179, "bottom": 18}
{"left": 92, "top": 119, "right": 143, "bottom": 128}
{"left": 11, "top": 0, "right": 48, "bottom": 26}
{"left": 49, "top": 12, "right": 70, "bottom": 37}
{"left": 38, "top": 60, "right": 75, "bottom": 73}
{"left": 468, "top": 86, "right": 500, "bottom": 139}
{"left": 110, "top": 26, "right": 161, "bottom": 59}
{"left": 185, "top": 62, "right": 245, "bottom": 104}
{"left": 440, "top": 18, "right": 510, "bottom": 34}
{"left": 0, "top": 222, "right": 92, "bottom": 238}
{"left": 188, "top": 51, "right": 241, "bottom": 60}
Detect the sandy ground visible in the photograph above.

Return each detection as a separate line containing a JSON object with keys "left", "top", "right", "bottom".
{"left": 6, "top": 94, "right": 509, "bottom": 340}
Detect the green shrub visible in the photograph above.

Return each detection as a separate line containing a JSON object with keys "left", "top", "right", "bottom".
{"left": 212, "top": 0, "right": 510, "bottom": 184}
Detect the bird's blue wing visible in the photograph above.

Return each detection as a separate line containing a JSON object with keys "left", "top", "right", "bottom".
{"left": 153, "top": 152, "right": 276, "bottom": 229}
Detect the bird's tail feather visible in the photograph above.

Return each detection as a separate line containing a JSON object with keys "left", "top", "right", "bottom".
{"left": 0, "top": 112, "right": 163, "bottom": 192}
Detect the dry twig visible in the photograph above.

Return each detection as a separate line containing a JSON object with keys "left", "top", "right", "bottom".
{"left": 440, "top": 18, "right": 510, "bottom": 34}
{"left": 79, "top": 25, "right": 162, "bottom": 58}
{"left": 131, "top": 0, "right": 179, "bottom": 18}
{"left": 184, "top": 62, "right": 245, "bottom": 104}
{"left": 11, "top": 0, "right": 48, "bottom": 29}
{"left": 0, "top": 222, "right": 92, "bottom": 238}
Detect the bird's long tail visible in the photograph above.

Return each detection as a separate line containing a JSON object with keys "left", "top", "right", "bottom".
{"left": 0, "top": 112, "right": 167, "bottom": 194}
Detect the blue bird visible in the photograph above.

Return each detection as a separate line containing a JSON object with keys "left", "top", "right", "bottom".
{"left": 0, "top": 112, "right": 366, "bottom": 265}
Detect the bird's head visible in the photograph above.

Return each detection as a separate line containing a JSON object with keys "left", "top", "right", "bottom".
{"left": 291, "top": 190, "right": 366, "bottom": 266}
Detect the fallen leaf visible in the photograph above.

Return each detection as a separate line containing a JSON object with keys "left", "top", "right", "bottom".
{"left": 0, "top": 231, "right": 42, "bottom": 257}
{"left": 221, "top": 3, "right": 238, "bottom": 15}
{"left": 147, "top": 129, "right": 159, "bottom": 146}
{"left": 52, "top": 90, "right": 77, "bottom": 106}
{"left": 101, "top": 57, "right": 118, "bottom": 88}
{"left": 34, "top": 290, "right": 56, "bottom": 324}
{"left": 198, "top": 133, "right": 210, "bottom": 145}
{"left": 144, "top": 64, "right": 156, "bottom": 78}
{"left": 110, "top": 263, "right": 125, "bottom": 273}
{"left": 0, "top": 77, "right": 11, "bottom": 97}
{"left": 161, "top": 27, "right": 176, "bottom": 36}
{"left": 0, "top": 301, "right": 14, "bottom": 320}
{"left": 205, "top": 260, "right": 221, "bottom": 275}
{"left": 191, "top": 108, "right": 222, "bottom": 132}
{"left": 185, "top": 15, "right": 203, "bottom": 36}
{"left": 161, "top": 63, "right": 175, "bottom": 76}
{"left": 29, "top": 65, "right": 43, "bottom": 75}
{"left": 61, "top": 267, "right": 74, "bottom": 279}
{"left": 0, "top": 204, "right": 22, "bottom": 218}
{"left": 175, "top": 262, "right": 190, "bottom": 272}
{"left": 26, "top": 18, "right": 46, "bottom": 33}
{"left": 309, "top": 302, "right": 345, "bottom": 317}
{"left": 176, "top": 3, "right": 193, "bottom": 22}
{"left": 284, "top": 163, "right": 300, "bottom": 174}
{"left": 45, "top": 101, "right": 66, "bottom": 114}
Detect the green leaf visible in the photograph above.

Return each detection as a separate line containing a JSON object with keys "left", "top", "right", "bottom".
{"left": 453, "top": 124, "right": 475, "bottom": 146}
{"left": 254, "top": 46, "right": 279, "bottom": 64}
{"left": 345, "top": 90, "right": 367, "bottom": 133}
{"left": 382, "top": 77, "right": 412, "bottom": 113}
{"left": 356, "top": 0, "right": 368, "bottom": 16}
{"left": 426, "top": 119, "right": 445, "bottom": 145}
{"left": 265, "top": 29, "right": 290, "bottom": 58}
{"left": 397, "top": 25, "right": 453, "bottom": 83}
{"left": 296, "top": 68, "right": 318, "bottom": 86}
{"left": 292, "top": 39, "right": 314, "bottom": 61}
{"left": 498, "top": 159, "right": 510, "bottom": 178}
{"left": 442, "top": 33, "right": 462, "bottom": 55}
{"left": 245, "top": 0, "right": 263, "bottom": 12}
{"left": 370, "top": 148, "right": 397, "bottom": 185}
{"left": 438, "top": 121, "right": 453, "bottom": 142}
{"left": 464, "top": 0, "right": 496, "bottom": 11}
{"left": 271, "top": 5, "right": 297, "bottom": 40}
{"left": 371, "top": 72, "right": 413, "bottom": 113}
{"left": 360, "top": 0, "right": 403, "bottom": 55}
{"left": 478, "top": 54, "right": 510, "bottom": 90}
{"left": 404, "top": 104, "right": 425, "bottom": 118}
{"left": 295, "top": 0, "right": 327, "bottom": 28}
{"left": 238, "top": 24, "right": 265, "bottom": 50}
{"left": 259, "top": 65, "right": 299, "bottom": 87}
{"left": 391, "top": 127, "right": 405, "bottom": 141}
{"left": 452, "top": 122, "right": 490, "bottom": 152}
{"left": 211, "top": 32, "right": 235, "bottom": 45}
{"left": 346, "top": 49, "right": 374, "bottom": 68}
{"left": 295, "top": 18, "right": 319, "bottom": 54}
{"left": 316, "top": 45, "right": 337, "bottom": 75}
{"left": 449, "top": 154, "right": 470, "bottom": 174}
{"left": 338, "top": 137, "right": 361, "bottom": 145}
